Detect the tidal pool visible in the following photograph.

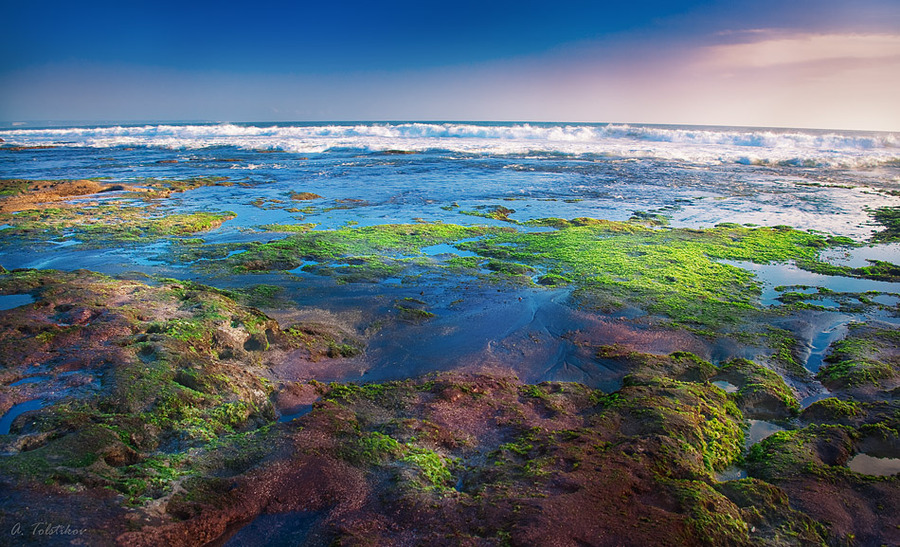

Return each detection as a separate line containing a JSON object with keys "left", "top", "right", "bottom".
{"left": 0, "top": 293, "right": 35, "bottom": 310}
{"left": 847, "top": 453, "right": 900, "bottom": 477}
{"left": 218, "top": 511, "right": 322, "bottom": 547}
{"left": 724, "top": 260, "right": 900, "bottom": 307}
{"left": 0, "top": 399, "right": 46, "bottom": 435}
{"left": 745, "top": 420, "right": 785, "bottom": 447}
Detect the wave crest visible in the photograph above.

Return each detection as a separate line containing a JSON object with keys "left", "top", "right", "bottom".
{"left": 1, "top": 122, "right": 897, "bottom": 168}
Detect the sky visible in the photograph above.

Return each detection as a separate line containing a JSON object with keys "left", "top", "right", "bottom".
{"left": 1, "top": 0, "right": 899, "bottom": 130}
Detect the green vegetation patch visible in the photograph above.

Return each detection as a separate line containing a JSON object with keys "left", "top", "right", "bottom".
{"left": 134, "top": 176, "right": 232, "bottom": 196}
{"left": 817, "top": 360, "right": 896, "bottom": 389}
{"left": 232, "top": 222, "right": 505, "bottom": 273}
{"left": 0, "top": 205, "right": 236, "bottom": 246}
{"left": 610, "top": 376, "right": 745, "bottom": 471}
{"left": 457, "top": 221, "right": 829, "bottom": 328}
{"left": 817, "top": 326, "right": 900, "bottom": 390}
{"left": 258, "top": 223, "right": 318, "bottom": 233}
{"left": 715, "top": 358, "right": 800, "bottom": 418}
{"left": 0, "top": 179, "right": 30, "bottom": 197}
{"left": 745, "top": 424, "right": 858, "bottom": 482}
{"left": 870, "top": 206, "right": 900, "bottom": 242}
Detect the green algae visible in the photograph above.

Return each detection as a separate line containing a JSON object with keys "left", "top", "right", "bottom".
{"left": 800, "top": 398, "right": 861, "bottom": 422}
{"left": 630, "top": 210, "right": 671, "bottom": 226}
{"left": 258, "top": 223, "right": 318, "bottom": 233}
{"left": 713, "top": 479, "right": 827, "bottom": 545}
{"left": 817, "top": 360, "right": 895, "bottom": 388}
{"left": 402, "top": 447, "right": 453, "bottom": 488}
{"left": 745, "top": 424, "right": 859, "bottom": 481}
{"left": 715, "top": 358, "right": 800, "bottom": 417}
{"left": 457, "top": 221, "right": 829, "bottom": 328}
{"left": 0, "top": 271, "right": 280, "bottom": 507}
{"left": 763, "top": 327, "right": 807, "bottom": 376}
{"left": 817, "top": 327, "right": 900, "bottom": 390}
{"left": 871, "top": 206, "right": 900, "bottom": 242}
{"left": 607, "top": 375, "right": 745, "bottom": 472}
{"left": 191, "top": 216, "right": 862, "bottom": 333}
{"left": 0, "top": 206, "right": 236, "bottom": 246}
{"left": 459, "top": 205, "right": 517, "bottom": 223}
{"left": 133, "top": 176, "right": 232, "bottom": 196}
{"left": 667, "top": 479, "right": 750, "bottom": 545}
{"left": 232, "top": 222, "right": 504, "bottom": 273}
{"left": 283, "top": 323, "right": 364, "bottom": 359}
{"left": 0, "top": 176, "right": 237, "bottom": 248}
{"left": 0, "top": 179, "right": 31, "bottom": 197}
{"left": 796, "top": 257, "right": 900, "bottom": 282}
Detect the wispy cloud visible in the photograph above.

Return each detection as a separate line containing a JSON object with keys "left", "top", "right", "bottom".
{"left": 699, "top": 32, "right": 900, "bottom": 69}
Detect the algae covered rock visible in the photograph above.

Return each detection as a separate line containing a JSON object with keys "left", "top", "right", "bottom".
{"left": 746, "top": 423, "right": 899, "bottom": 545}
{"left": 816, "top": 325, "right": 900, "bottom": 398}
{"left": 713, "top": 358, "right": 799, "bottom": 420}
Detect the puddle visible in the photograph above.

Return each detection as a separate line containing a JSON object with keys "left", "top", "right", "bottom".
{"left": 0, "top": 224, "right": 11, "bottom": 230}
{"left": 723, "top": 261, "right": 900, "bottom": 306}
{"left": 0, "top": 294, "right": 35, "bottom": 311}
{"left": 0, "top": 399, "right": 46, "bottom": 435}
{"left": 820, "top": 243, "right": 900, "bottom": 268}
{"left": 712, "top": 380, "right": 738, "bottom": 393}
{"left": 8, "top": 375, "right": 51, "bottom": 387}
{"left": 847, "top": 453, "right": 900, "bottom": 476}
{"left": 804, "top": 320, "right": 850, "bottom": 373}
{"left": 745, "top": 420, "right": 785, "bottom": 447}
{"left": 277, "top": 404, "right": 313, "bottom": 423}
{"left": 216, "top": 511, "right": 321, "bottom": 547}
{"left": 800, "top": 391, "right": 832, "bottom": 409}
{"left": 287, "top": 260, "right": 319, "bottom": 274}
{"left": 872, "top": 294, "right": 900, "bottom": 306}
{"left": 802, "top": 297, "right": 840, "bottom": 309}
{"left": 715, "top": 465, "right": 748, "bottom": 482}
{"left": 420, "top": 243, "right": 478, "bottom": 257}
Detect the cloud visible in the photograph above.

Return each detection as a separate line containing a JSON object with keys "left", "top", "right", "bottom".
{"left": 698, "top": 32, "right": 900, "bottom": 69}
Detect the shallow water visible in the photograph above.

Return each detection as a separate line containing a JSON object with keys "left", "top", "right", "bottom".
{"left": 216, "top": 511, "right": 322, "bottom": 547}
{"left": 420, "top": 242, "right": 479, "bottom": 257}
{"left": 277, "top": 405, "right": 313, "bottom": 423}
{"left": 0, "top": 399, "right": 46, "bottom": 435}
{"left": 799, "top": 391, "right": 833, "bottom": 409}
{"left": 8, "top": 375, "right": 51, "bottom": 387}
{"left": 715, "top": 466, "right": 748, "bottom": 482}
{"left": 820, "top": 243, "right": 900, "bottom": 268}
{"left": 0, "top": 294, "right": 35, "bottom": 311}
{"left": 712, "top": 380, "right": 738, "bottom": 393}
{"left": 804, "top": 320, "right": 851, "bottom": 373}
{"left": 723, "top": 261, "right": 900, "bottom": 307}
{"left": 847, "top": 453, "right": 900, "bottom": 476}
{"left": 745, "top": 420, "right": 785, "bottom": 447}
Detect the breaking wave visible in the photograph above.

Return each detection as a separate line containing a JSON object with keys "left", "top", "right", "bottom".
{"left": 2, "top": 122, "right": 897, "bottom": 168}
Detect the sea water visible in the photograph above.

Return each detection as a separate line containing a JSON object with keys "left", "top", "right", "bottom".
{"left": 1, "top": 122, "right": 898, "bottom": 385}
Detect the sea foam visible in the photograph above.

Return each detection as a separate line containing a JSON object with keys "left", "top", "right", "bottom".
{"left": 1, "top": 122, "right": 897, "bottom": 168}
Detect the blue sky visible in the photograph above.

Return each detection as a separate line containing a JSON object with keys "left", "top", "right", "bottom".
{"left": 2, "top": 0, "right": 899, "bottom": 129}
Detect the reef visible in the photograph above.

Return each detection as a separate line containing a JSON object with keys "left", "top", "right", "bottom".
{"left": 0, "top": 269, "right": 897, "bottom": 545}
{"left": 0, "top": 173, "right": 898, "bottom": 546}
{"left": 0, "top": 177, "right": 237, "bottom": 246}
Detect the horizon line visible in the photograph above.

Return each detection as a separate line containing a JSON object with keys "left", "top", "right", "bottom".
{"left": 1, "top": 119, "right": 897, "bottom": 134}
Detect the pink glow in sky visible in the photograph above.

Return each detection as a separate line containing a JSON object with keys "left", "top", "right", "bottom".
{"left": 2, "top": 1, "right": 898, "bottom": 130}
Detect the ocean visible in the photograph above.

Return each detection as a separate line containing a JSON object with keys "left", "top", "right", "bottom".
{"left": 1, "top": 121, "right": 898, "bottom": 386}
{"left": 2, "top": 122, "right": 898, "bottom": 239}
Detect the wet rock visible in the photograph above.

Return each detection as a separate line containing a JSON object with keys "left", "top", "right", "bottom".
{"left": 713, "top": 358, "right": 799, "bottom": 420}
{"left": 746, "top": 424, "right": 899, "bottom": 545}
